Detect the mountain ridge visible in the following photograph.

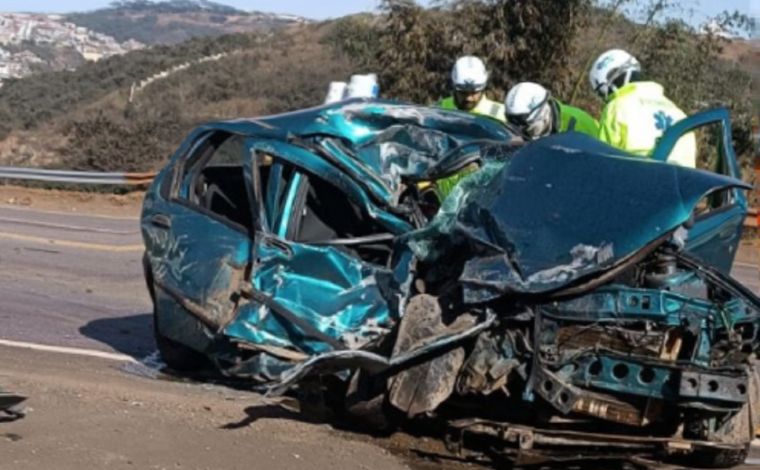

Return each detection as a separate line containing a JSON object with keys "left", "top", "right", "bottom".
{"left": 66, "top": 0, "right": 309, "bottom": 45}
{"left": 0, "top": 1, "right": 307, "bottom": 85}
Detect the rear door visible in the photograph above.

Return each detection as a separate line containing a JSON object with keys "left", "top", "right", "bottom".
{"left": 142, "top": 131, "right": 254, "bottom": 352}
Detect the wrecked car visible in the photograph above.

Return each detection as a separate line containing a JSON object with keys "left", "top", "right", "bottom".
{"left": 141, "top": 100, "right": 759, "bottom": 468}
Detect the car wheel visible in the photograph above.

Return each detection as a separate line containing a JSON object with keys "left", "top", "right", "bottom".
{"left": 343, "top": 370, "right": 399, "bottom": 433}
{"left": 153, "top": 315, "right": 208, "bottom": 373}
{"left": 144, "top": 254, "right": 207, "bottom": 372}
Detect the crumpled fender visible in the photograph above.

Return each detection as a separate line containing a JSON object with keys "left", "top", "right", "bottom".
{"left": 408, "top": 133, "right": 750, "bottom": 300}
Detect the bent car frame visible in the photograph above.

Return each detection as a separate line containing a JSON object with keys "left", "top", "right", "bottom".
{"left": 141, "top": 100, "right": 759, "bottom": 468}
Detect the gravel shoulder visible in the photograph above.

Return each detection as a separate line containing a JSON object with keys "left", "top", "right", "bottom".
{"left": 0, "top": 346, "right": 409, "bottom": 470}
{"left": 0, "top": 185, "right": 144, "bottom": 218}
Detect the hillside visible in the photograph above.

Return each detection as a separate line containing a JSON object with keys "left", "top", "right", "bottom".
{"left": 0, "top": 1, "right": 307, "bottom": 87}
{"left": 0, "top": 13, "right": 142, "bottom": 83}
{"left": 66, "top": 0, "right": 308, "bottom": 45}
{"left": 0, "top": 21, "right": 351, "bottom": 170}
{"left": 725, "top": 39, "right": 760, "bottom": 103}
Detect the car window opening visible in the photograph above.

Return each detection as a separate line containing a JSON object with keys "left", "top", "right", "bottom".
{"left": 256, "top": 153, "right": 394, "bottom": 267}
{"left": 182, "top": 132, "right": 253, "bottom": 230}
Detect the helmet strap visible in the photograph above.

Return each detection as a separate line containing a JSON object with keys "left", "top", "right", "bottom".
{"left": 549, "top": 98, "right": 560, "bottom": 133}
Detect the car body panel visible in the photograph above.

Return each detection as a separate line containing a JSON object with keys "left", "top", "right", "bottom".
{"left": 224, "top": 236, "right": 399, "bottom": 354}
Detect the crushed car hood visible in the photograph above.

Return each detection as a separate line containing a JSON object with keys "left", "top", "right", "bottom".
{"left": 409, "top": 133, "right": 750, "bottom": 300}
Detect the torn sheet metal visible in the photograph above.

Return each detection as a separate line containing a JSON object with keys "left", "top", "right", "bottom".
{"left": 224, "top": 238, "right": 406, "bottom": 355}
{"left": 266, "top": 312, "right": 496, "bottom": 397}
{"left": 408, "top": 133, "right": 750, "bottom": 298}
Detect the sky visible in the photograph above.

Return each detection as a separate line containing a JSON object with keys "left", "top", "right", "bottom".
{"left": 0, "top": 0, "right": 752, "bottom": 22}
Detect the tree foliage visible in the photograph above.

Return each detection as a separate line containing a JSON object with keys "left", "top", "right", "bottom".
{"left": 371, "top": 0, "right": 591, "bottom": 103}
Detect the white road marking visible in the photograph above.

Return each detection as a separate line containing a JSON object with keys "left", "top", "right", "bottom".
{"left": 0, "top": 339, "right": 139, "bottom": 363}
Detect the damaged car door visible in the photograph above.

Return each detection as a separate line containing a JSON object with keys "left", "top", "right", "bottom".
{"left": 221, "top": 139, "right": 411, "bottom": 371}
{"left": 142, "top": 131, "right": 254, "bottom": 367}
{"left": 652, "top": 108, "right": 748, "bottom": 272}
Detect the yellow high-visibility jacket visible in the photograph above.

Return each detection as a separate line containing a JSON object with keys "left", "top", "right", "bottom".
{"left": 598, "top": 82, "right": 696, "bottom": 168}
{"left": 554, "top": 100, "right": 599, "bottom": 138}
{"left": 437, "top": 96, "right": 507, "bottom": 124}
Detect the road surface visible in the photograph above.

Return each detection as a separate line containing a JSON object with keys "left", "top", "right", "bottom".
{"left": 0, "top": 203, "right": 759, "bottom": 470}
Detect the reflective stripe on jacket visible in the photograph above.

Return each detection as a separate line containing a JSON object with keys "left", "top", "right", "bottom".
{"left": 598, "top": 82, "right": 696, "bottom": 168}
{"left": 437, "top": 96, "right": 507, "bottom": 124}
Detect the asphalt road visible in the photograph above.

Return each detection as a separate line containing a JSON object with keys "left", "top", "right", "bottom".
{"left": 1, "top": 203, "right": 759, "bottom": 470}
{"left": 0, "top": 205, "right": 153, "bottom": 357}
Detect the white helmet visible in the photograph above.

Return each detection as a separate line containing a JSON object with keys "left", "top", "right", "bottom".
{"left": 504, "top": 82, "right": 554, "bottom": 139}
{"left": 451, "top": 56, "right": 488, "bottom": 92}
{"left": 589, "top": 49, "right": 641, "bottom": 100}
{"left": 324, "top": 81, "right": 348, "bottom": 104}
{"left": 345, "top": 74, "right": 379, "bottom": 99}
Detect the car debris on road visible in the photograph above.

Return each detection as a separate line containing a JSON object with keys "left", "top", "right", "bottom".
{"left": 141, "top": 100, "right": 758, "bottom": 468}
{"left": 0, "top": 387, "right": 26, "bottom": 421}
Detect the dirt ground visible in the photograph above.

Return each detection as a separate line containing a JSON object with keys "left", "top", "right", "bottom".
{"left": 0, "top": 184, "right": 144, "bottom": 217}
{"left": 0, "top": 347, "right": 414, "bottom": 470}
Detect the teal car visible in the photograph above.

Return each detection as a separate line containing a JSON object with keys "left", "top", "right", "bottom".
{"left": 142, "top": 100, "right": 757, "bottom": 467}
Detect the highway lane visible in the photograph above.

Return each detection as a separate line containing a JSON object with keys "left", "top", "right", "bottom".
{"left": 0, "top": 205, "right": 153, "bottom": 357}
{"left": 1, "top": 202, "right": 759, "bottom": 358}
{"left": 0, "top": 204, "right": 413, "bottom": 470}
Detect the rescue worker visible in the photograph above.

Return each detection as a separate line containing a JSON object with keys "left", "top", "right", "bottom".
{"left": 437, "top": 56, "right": 506, "bottom": 124}
{"left": 590, "top": 49, "right": 696, "bottom": 167}
{"left": 420, "top": 56, "right": 505, "bottom": 207}
{"left": 504, "top": 82, "right": 599, "bottom": 140}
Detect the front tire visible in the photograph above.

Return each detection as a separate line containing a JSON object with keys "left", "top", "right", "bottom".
{"left": 144, "top": 253, "right": 207, "bottom": 372}
{"left": 153, "top": 313, "right": 207, "bottom": 372}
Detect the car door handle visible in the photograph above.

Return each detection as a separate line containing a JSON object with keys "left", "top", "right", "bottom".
{"left": 150, "top": 214, "right": 172, "bottom": 230}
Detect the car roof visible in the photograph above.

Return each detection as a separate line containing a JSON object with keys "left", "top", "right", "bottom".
{"left": 197, "top": 98, "right": 515, "bottom": 145}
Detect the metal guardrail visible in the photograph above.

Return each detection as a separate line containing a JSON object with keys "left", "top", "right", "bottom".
{"left": 0, "top": 165, "right": 758, "bottom": 227}
{"left": 747, "top": 208, "right": 758, "bottom": 228}
{"left": 0, "top": 167, "right": 156, "bottom": 185}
